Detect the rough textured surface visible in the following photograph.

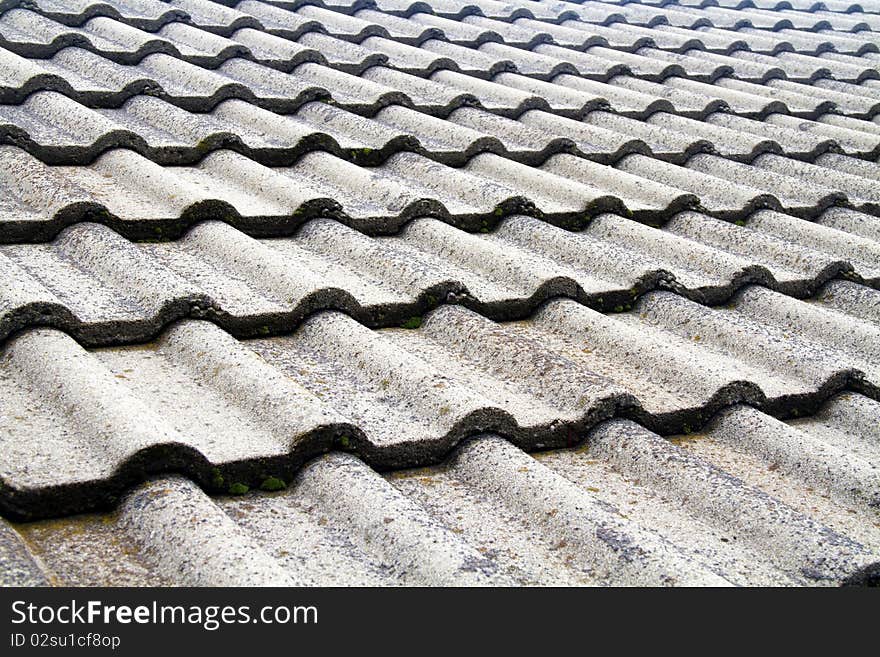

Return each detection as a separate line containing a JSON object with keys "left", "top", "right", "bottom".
{"left": 6, "top": 44, "right": 871, "bottom": 120}
{"left": 2, "top": 146, "right": 880, "bottom": 242}
{"left": 1, "top": 6, "right": 878, "bottom": 85}
{"left": 5, "top": 406, "right": 879, "bottom": 586}
{"left": 0, "top": 211, "right": 877, "bottom": 345}
{"left": 7, "top": 94, "right": 880, "bottom": 167}
{"left": 0, "top": 0, "right": 879, "bottom": 586}
{"left": 1, "top": 281, "right": 878, "bottom": 518}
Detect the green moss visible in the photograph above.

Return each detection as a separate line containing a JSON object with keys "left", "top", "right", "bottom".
{"left": 400, "top": 316, "right": 422, "bottom": 329}
{"left": 351, "top": 147, "right": 374, "bottom": 160}
{"left": 259, "top": 476, "right": 286, "bottom": 492}
{"left": 338, "top": 435, "right": 352, "bottom": 449}
{"left": 210, "top": 468, "right": 224, "bottom": 489}
{"left": 228, "top": 482, "right": 249, "bottom": 495}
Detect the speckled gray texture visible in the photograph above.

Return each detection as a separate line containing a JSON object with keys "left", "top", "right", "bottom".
{"left": 292, "top": 452, "right": 507, "bottom": 584}
{"left": 588, "top": 419, "right": 878, "bottom": 583}
{"left": 3, "top": 0, "right": 190, "bottom": 31}
{"left": 6, "top": 403, "right": 879, "bottom": 586}
{"left": 0, "top": 8, "right": 878, "bottom": 126}
{"left": 5, "top": 5, "right": 877, "bottom": 87}
{"left": 0, "top": 282, "right": 878, "bottom": 519}
{"left": 13, "top": 94, "right": 874, "bottom": 167}
{"left": 9, "top": 0, "right": 877, "bottom": 37}
{"left": 0, "top": 517, "right": 50, "bottom": 585}
{"left": 5, "top": 90, "right": 880, "bottom": 167}
{"left": 0, "top": 145, "right": 685, "bottom": 242}
{"left": 0, "top": 42, "right": 843, "bottom": 122}
{"left": 0, "top": 211, "right": 876, "bottom": 345}
{"left": 1, "top": 0, "right": 880, "bottom": 586}
{"left": 4, "top": 140, "right": 880, "bottom": 242}
{"left": 118, "top": 476, "right": 295, "bottom": 586}
{"left": 707, "top": 393, "right": 880, "bottom": 510}
{"left": 446, "top": 435, "right": 732, "bottom": 585}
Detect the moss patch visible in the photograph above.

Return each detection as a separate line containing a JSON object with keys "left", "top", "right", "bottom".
{"left": 259, "top": 476, "right": 286, "bottom": 492}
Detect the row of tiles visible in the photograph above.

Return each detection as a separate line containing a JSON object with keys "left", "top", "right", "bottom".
{"left": 2, "top": 397, "right": 879, "bottom": 585}
{"left": 1, "top": 209, "right": 878, "bottom": 345}
{"left": 0, "top": 280, "right": 877, "bottom": 518}
{"left": 3, "top": 6, "right": 880, "bottom": 72}
{"left": 1, "top": 1, "right": 877, "bottom": 588}
{"left": 4, "top": 93, "right": 880, "bottom": 167}
{"left": 183, "top": 2, "right": 880, "bottom": 34}
{"left": 627, "top": 0, "right": 876, "bottom": 11}
{"left": 4, "top": 46, "right": 879, "bottom": 122}
{"left": 18, "top": 3, "right": 880, "bottom": 59}
{"left": 1, "top": 145, "right": 879, "bottom": 242}
{"left": 9, "top": 0, "right": 880, "bottom": 33}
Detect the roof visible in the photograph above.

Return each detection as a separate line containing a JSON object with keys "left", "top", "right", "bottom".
{"left": 5, "top": 407, "right": 880, "bottom": 586}
{"left": 0, "top": 0, "right": 878, "bottom": 586}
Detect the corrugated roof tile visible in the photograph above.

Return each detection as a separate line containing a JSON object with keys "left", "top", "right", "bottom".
{"left": 3, "top": 399, "right": 879, "bottom": 585}
{"left": 1, "top": 205, "right": 876, "bottom": 346}
{"left": 0, "top": 0, "right": 879, "bottom": 587}
{"left": 1, "top": 278, "right": 878, "bottom": 519}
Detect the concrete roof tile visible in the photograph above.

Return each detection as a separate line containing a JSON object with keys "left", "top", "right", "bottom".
{"left": 0, "top": 278, "right": 878, "bottom": 519}
{"left": 4, "top": 402, "right": 879, "bottom": 585}
{"left": 0, "top": 0, "right": 879, "bottom": 586}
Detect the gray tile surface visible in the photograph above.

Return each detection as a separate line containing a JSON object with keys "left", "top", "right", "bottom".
{"left": 0, "top": 0, "right": 878, "bottom": 586}
{"left": 2, "top": 144, "right": 880, "bottom": 242}
{"left": 1, "top": 281, "right": 878, "bottom": 518}
{"left": 4, "top": 91, "right": 880, "bottom": 166}
{"left": 3, "top": 402, "right": 879, "bottom": 585}
{"left": 0, "top": 212, "right": 877, "bottom": 345}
